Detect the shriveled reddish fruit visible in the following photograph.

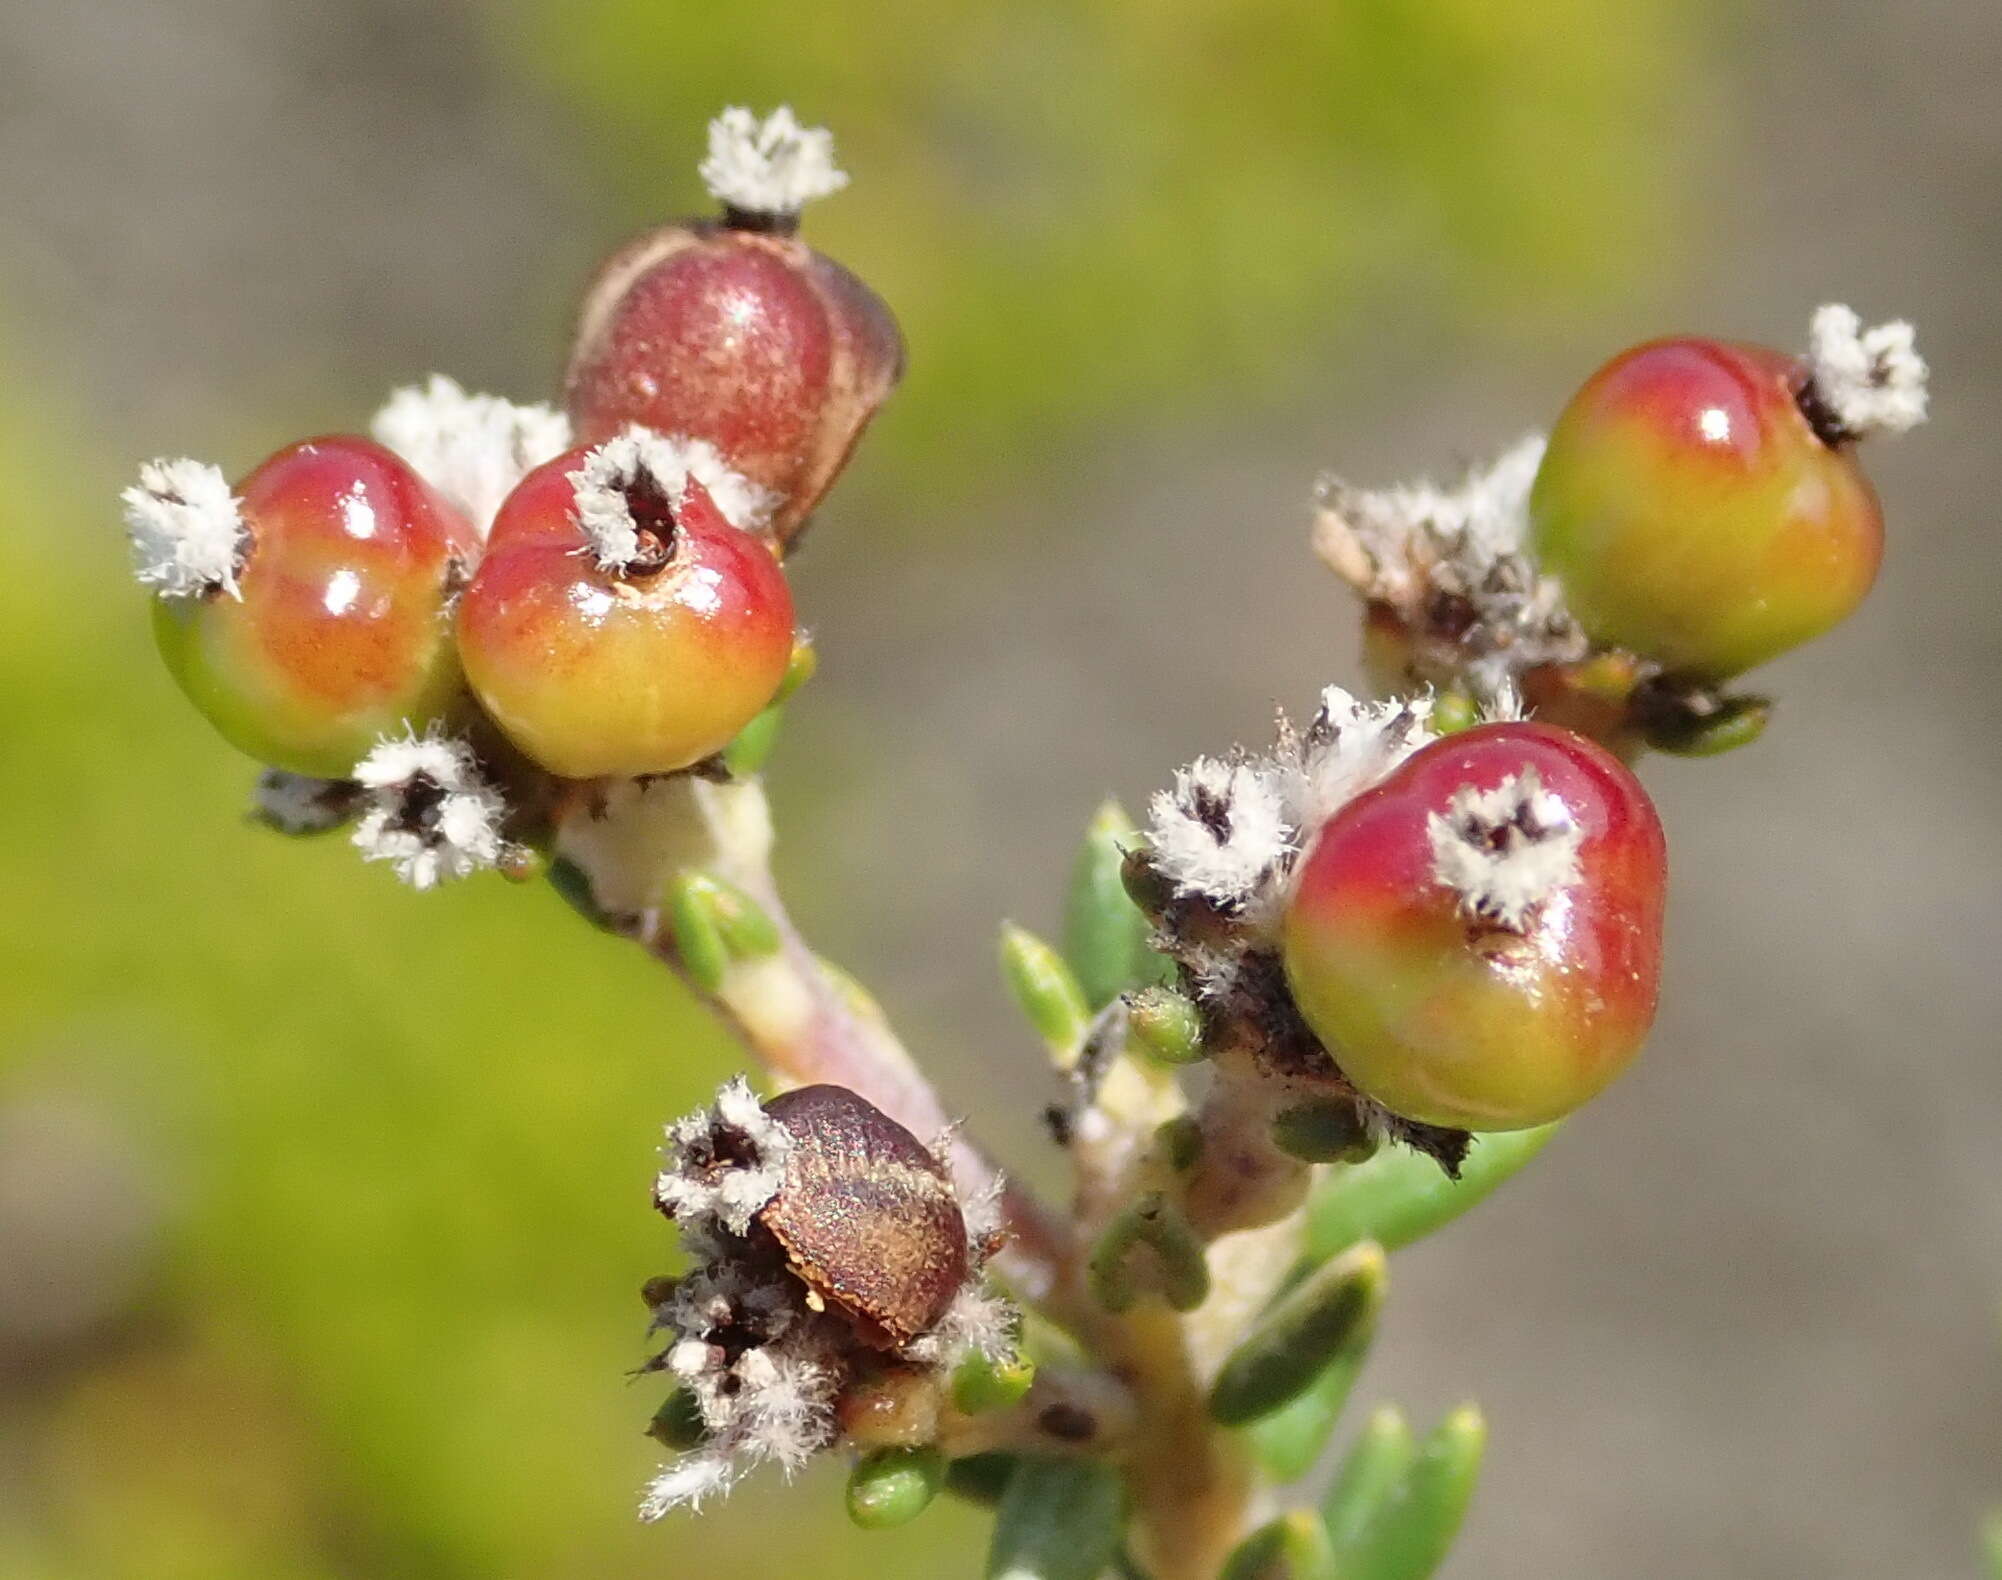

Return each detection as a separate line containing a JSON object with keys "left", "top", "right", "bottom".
{"left": 1529, "top": 337, "right": 1883, "bottom": 680}
{"left": 564, "top": 224, "right": 903, "bottom": 544}
{"left": 145, "top": 437, "right": 476, "bottom": 777}
{"left": 1283, "top": 722, "right": 1665, "bottom": 1132}
{"left": 456, "top": 434, "right": 796, "bottom": 780}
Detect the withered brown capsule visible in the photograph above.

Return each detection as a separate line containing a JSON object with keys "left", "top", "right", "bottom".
{"left": 756, "top": 1084, "right": 967, "bottom": 1349}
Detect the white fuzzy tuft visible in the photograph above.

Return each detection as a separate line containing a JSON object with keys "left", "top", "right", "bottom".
{"left": 1426, "top": 766, "right": 1584, "bottom": 931}
{"left": 1278, "top": 686, "right": 1438, "bottom": 833}
{"left": 1147, "top": 756, "right": 1294, "bottom": 912}
{"left": 699, "top": 106, "right": 849, "bottom": 217}
{"left": 250, "top": 770, "right": 358, "bottom": 835}
{"left": 371, "top": 375, "right": 571, "bottom": 537}
{"left": 1804, "top": 303, "right": 1928, "bottom": 439}
{"left": 653, "top": 1076, "right": 793, "bottom": 1237}
{"left": 1313, "top": 436, "right": 1582, "bottom": 697}
{"left": 570, "top": 428, "right": 777, "bottom": 569}
{"left": 121, "top": 458, "right": 247, "bottom": 599}
{"left": 350, "top": 729, "right": 512, "bottom": 890}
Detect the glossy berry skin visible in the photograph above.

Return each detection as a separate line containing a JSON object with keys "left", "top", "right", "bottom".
{"left": 1530, "top": 338, "right": 1883, "bottom": 680}
{"left": 563, "top": 223, "right": 904, "bottom": 542}
{"left": 455, "top": 447, "right": 796, "bottom": 779}
{"left": 1283, "top": 723, "right": 1665, "bottom": 1132}
{"left": 153, "top": 437, "right": 476, "bottom": 777}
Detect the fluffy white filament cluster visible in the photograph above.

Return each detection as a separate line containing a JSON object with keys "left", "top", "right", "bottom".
{"left": 653, "top": 1076, "right": 793, "bottom": 1237}
{"left": 120, "top": 457, "right": 248, "bottom": 599}
{"left": 699, "top": 106, "right": 850, "bottom": 217}
{"left": 1425, "top": 766, "right": 1584, "bottom": 931}
{"left": 1313, "top": 436, "right": 1583, "bottom": 693}
{"left": 1805, "top": 303, "right": 1929, "bottom": 439}
{"left": 349, "top": 729, "right": 511, "bottom": 890}
{"left": 251, "top": 770, "right": 358, "bottom": 835}
{"left": 570, "top": 428, "right": 777, "bottom": 570}
{"left": 370, "top": 375, "right": 571, "bottom": 537}
{"left": 1147, "top": 686, "right": 1439, "bottom": 932}
{"left": 641, "top": 1262, "right": 841, "bottom": 1518}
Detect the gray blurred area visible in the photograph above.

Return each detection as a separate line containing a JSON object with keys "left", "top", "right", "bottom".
{"left": 4, "top": 1, "right": 1998, "bottom": 1577}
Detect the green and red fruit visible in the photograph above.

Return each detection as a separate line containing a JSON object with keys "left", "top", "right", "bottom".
{"left": 456, "top": 433, "right": 796, "bottom": 779}
{"left": 132, "top": 438, "right": 477, "bottom": 777}
{"left": 1283, "top": 722, "right": 1665, "bottom": 1132}
{"left": 1529, "top": 337, "right": 1882, "bottom": 680}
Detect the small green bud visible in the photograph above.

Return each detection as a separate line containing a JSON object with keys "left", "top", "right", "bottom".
{"left": 1156, "top": 1114, "right": 1204, "bottom": 1172}
{"left": 776, "top": 634, "right": 819, "bottom": 702}
{"left": 1088, "top": 1192, "right": 1210, "bottom": 1313}
{"left": 1638, "top": 690, "right": 1771, "bottom": 757}
{"left": 847, "top": 1446, "right": 946, "bottom": 1530}
{"left": 646, "top": 1390, "right": 706, "bottom": 1450}
{"left": 985, "top": 1457, "right": 1126, "bottom": 1580}
{"left": 1220, "top": 1510, "right": 1336, "bottom": 1580}
{"left": 944, "top": 1452, "right": 1020, "bottom": 1509}
{"left": 999, "top": 923, "right": 1091, "bottom": 1059}
{"left": 1064, "top": 800, "right": 1161, "bottom": 1009}
{"left": 1330, "top": 1404, "right": 1485, "bottom": 1580}
{"left": 1125, "top": 986, "right": 1205, "bottom": 1066}
{"left": 1430, "top": 691, "right": 1482, "bottom": 736}
{"left": 666, "top": 871, "right": 782, "bottom": 992}
{"left": 1270, "top": 1099, "right": 1376, "bottom": 1163}
{"left": 1304, "top": 1125, "right": 1559, "bottom": 1264}
{"left": 1982, "top": 1509, "right": 2002, "bottom": 1580}
{"left": 1321, "top": 1406, "right": 1417, "bottom": 1554}
{"left": 1210, "top": 1241, "right": 1385, "bottom": 1426}
{"left": 953, "top": 1349, "right": 1037, "bottom": 1415}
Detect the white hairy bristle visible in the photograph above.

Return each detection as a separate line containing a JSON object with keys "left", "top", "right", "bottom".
{"left": 569, "top": 428, "right": 777, "bottom": 570}
{"left": 653, "top": 1076, "right": 793, "bottom": 1238}
{"left": 349, "top": 729, "right": 511, "bottom": 891}
{"left": 250, "top": 770, "right": 357, "bottom": 835}
{"left": 1804, "top": 303, "right": 1929, "bottom": 439}
{"left": 1147, "top": 756, "right": 1294, "bottom": 912}
{"left": 370, "top": 374, "right": 571, "bottom": 537}
{"left": 699, "top": 106, "right": 849, "bottom": 217}
{"left": 1426, "top": 766, "right": 1584, "bottom": 931}
{"left": 1278, "top": 686, "right": 1438, "bottom": 833}
{"left": 121, "top": 457, "right": 248, "bottom": 599}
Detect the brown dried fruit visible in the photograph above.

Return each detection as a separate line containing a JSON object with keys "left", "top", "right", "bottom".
{"left": 756, "top": 1084, "right": 967, "bottom": 1349}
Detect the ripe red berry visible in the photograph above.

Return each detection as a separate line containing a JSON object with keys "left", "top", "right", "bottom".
{"left": 132, "top": 438, "right": 478, "bottom": 778}
{"left": 562, "top": 111, "right": 902, "bottom": 545}
{"left": 455, "top": 433, "right": 796, "bottom": 779}
{"left": 1528, "top": 337, "right": 1883, "bottom": 680}
{"left": 1282, "top": 722, "right": 1665, "bottom": 1131}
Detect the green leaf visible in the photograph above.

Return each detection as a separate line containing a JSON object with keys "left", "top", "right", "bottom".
{"left": 1320, "top": 1407, "right": 1417, "bottom": 1554}
{"left": 1219, "top": 1510, "right": 1335, "bottom": 1580}
{"left": 1248, "top": 1339, "right": 1374, "bottom": 1482}
{"left": 999, "top": 922, "right": 1091, "bottom": 1058}
{"left": 952, "top": 1349, "right": 1037, "bottom": 1415}
{"left": 721, "top": 701, "right": 787, "bottom": 778}
{"left": 644, "top": 1389, "right": 705, "bottom": 1450}
{"left": 1304, "top": 1126, "right": 1559, "bottom": 1263}
{"left": 1088, "top": 1192, "right": 1210, "bottom": 1313}
{"left": 1210, "top": 1241, "right": 1385, "bottom": 1427}
{"left": 846, "top": 1446, "right": 946, "bottom": 1530}
{"left": 1982, "top": 1510, "right": 2002, "bottom": 1580}
{"left": 985, "top": 1458, "right": 1125, "bottom": 1580}
{"left": 1331, "top": 1405, "right": 1486, "bottom": 1580}
{"left": 665, "top": 871, "right": 782, "bottom": 991}
{"left": 943, "top": 1452, "right": 1019, "bottom": 1509}
{"left": 1063, "top": 800, "right": 1158, "bottom": 1008}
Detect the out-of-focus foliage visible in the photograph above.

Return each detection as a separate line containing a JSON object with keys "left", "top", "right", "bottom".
{"left": 506, "top": 0, "right": 1695, "bottom": 493}
{"left": 2, "top": 2, "right": 1695, "bottom": 1576}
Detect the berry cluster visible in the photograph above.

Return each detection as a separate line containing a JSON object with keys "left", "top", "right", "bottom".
{"left": 1318, "top": 305, "right": 1926, "bottom": 756}
{"left": 123, "top": 108, "right": 901, "bottom": 885}
{"left": 116, "top": 103, "right": 1930, "bottom": 1580}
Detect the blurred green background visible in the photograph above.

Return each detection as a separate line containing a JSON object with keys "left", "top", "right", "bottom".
{"left": 3, "top": 3, "right": 1999, "bottom": 1578}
